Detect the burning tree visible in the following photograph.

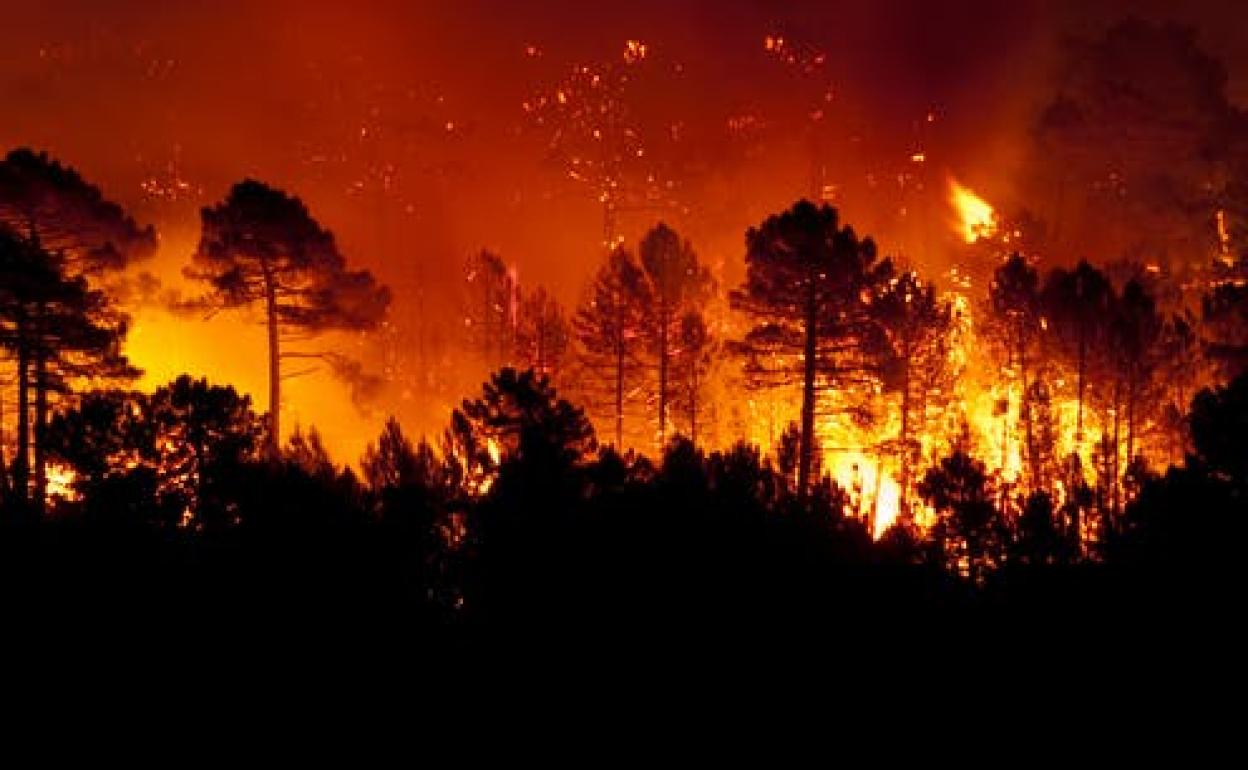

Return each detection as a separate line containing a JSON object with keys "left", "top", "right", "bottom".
{"left": 1041, "top": 263, "right": 1168, "bottom": 528}
{"left": 637, "top": 223, "right": 712, "bottom": 446}
{"left": 0, "top": 230, "right": 136, "bottom": 511}
{"left": 1104, "top": 279, "right": 1165, "bottom": 515}
{"left": 730, "top": 201, "right": 893, "bottom": 499}
{"left": 671, "top": 310, "right": 716, "bottom": 446}
{"left": 572, "top": 247, "right": 650, "bottom": 448}
{"left": 982, "top": 254, "right": 1048, "bottom": 490}
{"left": 462, "top": 250, "right": 518, "bottom": 372}
{"left": 513, "top": 285, "right": 569, "bottom": 382}
{"left": 872, "top": 271, "right": 957, "bottom": 517}
{"left": 1042, "top": 260, "right": 1113, "bottom": 448}
{"left": 188, "top": 180, "right": 391, "bottom": 458}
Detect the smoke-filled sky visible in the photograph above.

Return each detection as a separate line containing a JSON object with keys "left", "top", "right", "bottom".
{"left": 3, "top": 0, "right": 1245, "bottom": 460}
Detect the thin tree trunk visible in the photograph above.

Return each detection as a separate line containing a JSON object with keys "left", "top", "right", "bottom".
{"left": 869, "top": 446, "right": 885, "bottom": 537}
{"left": 657, "top": 307, "right": 669, "bottom": 448}
{"left": 34, "top": 343, "right": 47, "bottom": 515}
{"left": 614, "top": 327, "right": 624, "bottom": 449}
{"left": 798, "top": 280, "right": 818, "bottom": 501}
{"left": 1000, "top": 410, "right": 1009, "bottom": 489}
{"left": 689, "top": 360, "right": 698, "bottom": 446}
{"left": 898, "top": 343, "right": 912, "bottom": 520}
{"left": 1126, "top": 374, "right": 1137, "bottom": 469}
{"left": 264, "top": 264, "right": 281, "bottom": 460}
{"left": 1171, "top": 380, "right": 1186, "bottom": 467}
{"left": 1111, "top": 380, "right": 1122, "bottom": 519}
{"left": 0, "top": 367, "right": 6, "bottom": 503}
{"left": 536, "top": 319, "right": 546, "bottom": 377}
{"left": 1019, "top": 332, "right": 1038, "bottom": 490}
{"left": 15, "top": 332, "right": 30, "bottom": 504}
{"left": 1076, "top": 334, "right": 1086, "bottom": 444}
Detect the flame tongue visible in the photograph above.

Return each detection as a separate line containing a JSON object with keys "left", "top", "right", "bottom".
{"left": 948, "top": 178, "right": 997, "bottom": 243}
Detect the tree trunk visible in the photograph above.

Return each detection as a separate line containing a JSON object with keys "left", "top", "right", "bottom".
{"left": 657, "top": 307, "right": 669, "bottom": 448}
{"left": 1075, "top": 333, "right": 1086, "bottom": 444}
{"left": 15, "top": 332, "right": 30, "bottom": 505}
{"left": 34, "top": 343, "right": 48, "bottom": 516}
{"left": 689, "top": 359, "right": 698, "bottom": 446}
{"left": 264, "top": 264, "right": 281, "bottom": 460}
{"left": 1000, "top": 409, "right": 1009, "bottom": 489}
{"left": 1126, "top": 373, "right": 1137, "bottom": 470}
{"left": 1111, "top": 380, "right": 1122, "bottom": 519}
{"left": 1171, "top": 380, "right": 1186, "bottom": 467}
{"left": 898, "top": 342, "right": 912, "bottom": 520}
{"left": 1019, "top": 333, "right": 1038, "bottom": 490}
{"left": 869, "top": 446, "right": 885, "bottom": 537}
{"left": 0, "top": 369, "right": 6, "bottom": 503}
{"left": 535, "top": 318, "right": 547, "bottom": 377}
{"left": 614, "top": 328, "right": 624, "bottom": 449}
{"left": 797, "top": 280, "right": 818, "bottom": 501}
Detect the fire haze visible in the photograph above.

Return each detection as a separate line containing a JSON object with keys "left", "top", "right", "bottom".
{"left": 3, "top": 1, "right": 1247, "bottom": 488}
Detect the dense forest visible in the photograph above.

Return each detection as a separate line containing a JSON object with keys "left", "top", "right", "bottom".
{"left": 2, "top": 18, "right": 1248, "bottom": 656}
{"left": 1, "top": 148, "right": 1245, "bottom": 645}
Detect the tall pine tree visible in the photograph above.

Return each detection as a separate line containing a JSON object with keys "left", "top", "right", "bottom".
{"left": 188, "top": 180, "right": 391, "bottom": 458}
{"left": 573, "top": 247, "right": 650, "bottom": 448}
{"left": 730, "top": 201, "right": 892, "bottom": 499}
{"left": 637, "top": 223, "right": 712, "bottom": 447}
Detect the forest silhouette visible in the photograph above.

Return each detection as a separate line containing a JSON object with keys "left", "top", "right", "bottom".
{"left": 2, "top": 164, "right": 1245, "bottom": 644}
{"left": 3, "top": 18, "right": 1248, "bottom": 659}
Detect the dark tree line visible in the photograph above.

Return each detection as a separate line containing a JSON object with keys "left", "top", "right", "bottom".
{"left": 16, "top": 360, "right": 1247, "bottom": 635}
{"left": 2, "top": 143, "right": 1247, "bottom": 639}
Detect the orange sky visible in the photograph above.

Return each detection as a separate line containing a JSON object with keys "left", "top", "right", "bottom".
{"left": 3, "top": 0, "right": 1245, "bottom": 464}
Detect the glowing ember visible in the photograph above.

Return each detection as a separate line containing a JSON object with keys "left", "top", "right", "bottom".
{"left": 46, "top": 464, "right": 81, "bottom": 503}
{"left": 948, "top": 178, "right": 997, "bottom": 243}
{"left": 623, "top": 39, "right": 648, "bottom": 64}
{"left": 1216, "top": 208, "right": 1232, "bottom": 260}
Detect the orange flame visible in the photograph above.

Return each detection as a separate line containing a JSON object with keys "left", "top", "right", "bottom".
{"left": 948, "top": 178, "right": 997, "bottom": 243}
{"left": 825, "top": 451, "right": 901, "bottom": 538}
{"left": 46, "top": 463, "right": 81, "bottom": 503}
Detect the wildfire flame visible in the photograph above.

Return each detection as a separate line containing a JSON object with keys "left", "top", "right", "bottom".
{"left": 825, "top": 451, "right": 901, "bottom": 538}
{"left": 1216, "top": 208, "right": 1232, "bottom": 262}
{"left": 948, "top": 178, "right": 997, "bottom": 243}
{"left": 46, "top": 464, "right": 81, "bottom": 503}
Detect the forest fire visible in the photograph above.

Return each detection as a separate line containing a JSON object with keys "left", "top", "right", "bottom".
{"left": 948, "top": 178, "right": 998, "bottom": 244}
{"left": 827, "top": 450, "right": 902, "bottom": 538}
{"left": 2, "top": 5, "right": 1247, "bottom": 643}
{"left": 45, "top": 464, "right": 81, "bottom": 504}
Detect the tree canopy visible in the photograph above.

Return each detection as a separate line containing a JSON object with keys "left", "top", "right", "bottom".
{"left": 731, "top": 200, "right": 893, "bottom": 498}
{"left": 189, "top": 179, "right": 391, "bottom": 455}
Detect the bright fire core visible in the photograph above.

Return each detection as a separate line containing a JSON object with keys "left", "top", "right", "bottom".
{"left": 949, "top": 178, "right": 998, "bottom": 243}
